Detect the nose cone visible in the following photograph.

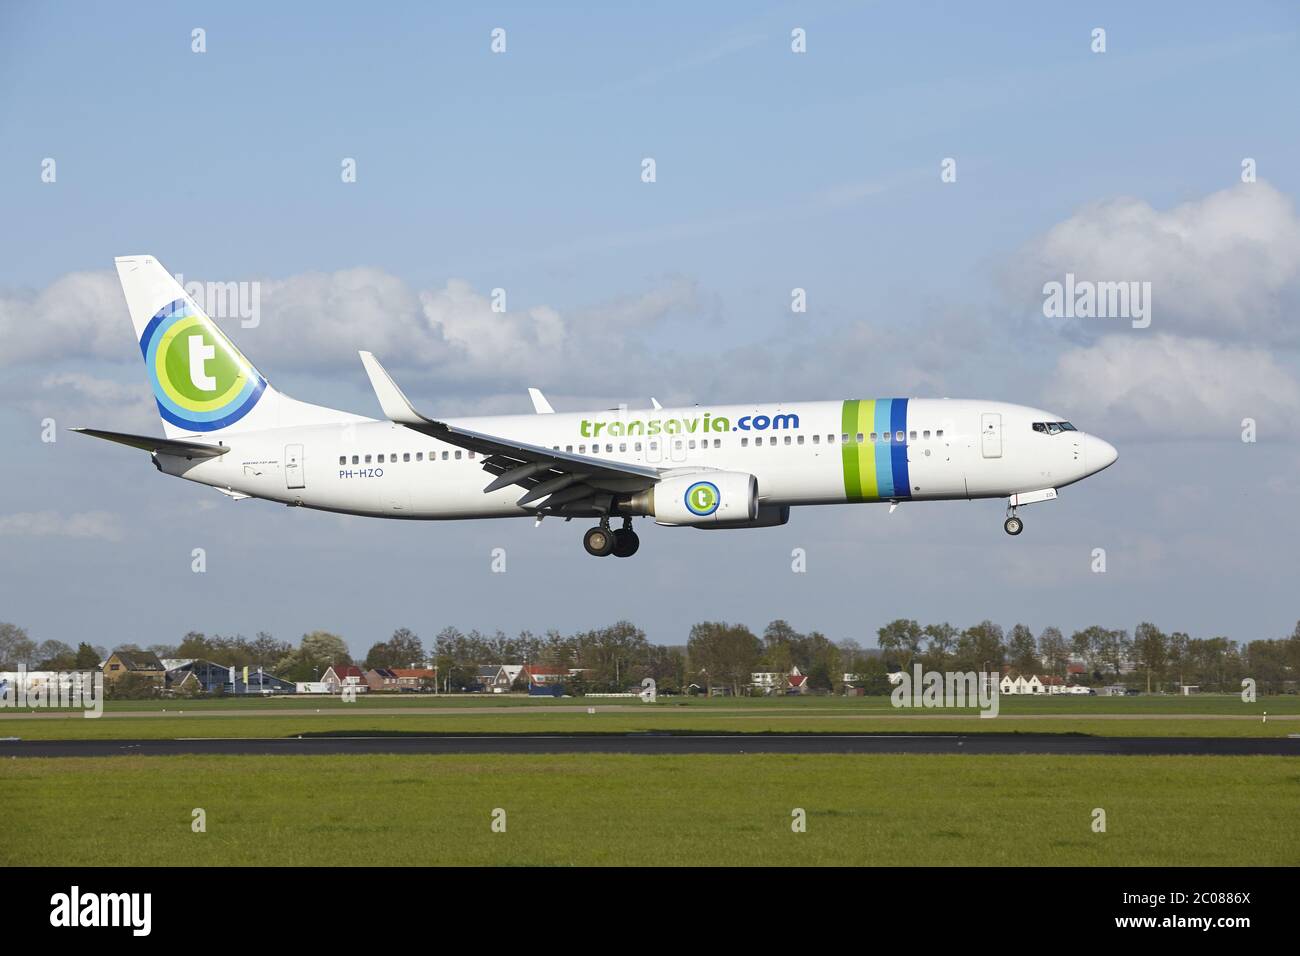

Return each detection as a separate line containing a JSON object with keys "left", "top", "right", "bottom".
{"left": 1084, "top": 434, "right": 1118, "bottom": 474}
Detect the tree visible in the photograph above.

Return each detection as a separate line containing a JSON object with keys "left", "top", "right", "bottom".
{"left": 688, "top": 622, "right": 761, "bottom": 696}
{"left": 1037, "top": 627, "right": 1069, "bottom": 679}
{"left": 877, "top": 619, "right": 923, "bottom": 671}
{"left": 1132, "top": 622, "right": 1168, "bottom": 693}
{"left": 0, "top": 623, "right": 36, "bottom": 670}
{"left": 954, "top": 621, "right": 1005, "bottom": 672}
{"left": 1007, "top": 624, "right": 1038, "bottom": 675}
{"left": 74, "top": 643, "right": 101, "bottom": 670}
{"left": 923, "top": 623, "right": 958, "bottom": 670}
{"left": 35, "top": 640, "right": 76, "bottom": 670}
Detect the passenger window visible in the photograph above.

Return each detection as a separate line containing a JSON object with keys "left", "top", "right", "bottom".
{"left": 797, "top": 435, "right": 804, "bottom": 445}
{"left": 755, "top": 437, "right": 763, "bottom": 446}
{"left": 650, "top": 441, "right": 658, "bottom": 450}
{"left": 455, "top": 451, "right": 462, "bottom": 459}
{"left": 688, "top": 440, "right": 696, "bottom": 450}
{"left": 713, "top": 439, "right": 720, "bottom": 448}
{"left": 923, "top": 430, "right": 930, "bottom": 439}
{"left": 842, "top": 433, "right": 849, "bottom": 443}
{"left": 378, "top": 454, "right": 385, "bottom": 463}
{"left": 785, "top": 435, "right": 792, "bottom": 445}
{"left": 351, "top": 455, "right": 359, "bottom": 465}
{"left": 566, "top": 445, "right": 573, "bottom": 452}
{"left": 936, "top": 430, "right": 944, "bottom": 438}
{"left": 881, "top": 432, "right": 890, "bottom": 443}
{"left": 441, "top": 451, "right": 449, "bottom": 460}
{"left": 579, "top": 445, "right": 586, "bottom": 453}
{"left": 339, "top": 456, "right": 346, "bottom": 465}
{"left": 896, "top": 431, "right": 904, "bottom": 442}
{"left": 635, "top": 442, "right": 642, "bottom": 451}
{"left": 870, "top": 432, "right": 877, "bottom": 442}
{"left": 855, "top": 433, "right": 863, "bottom": 444}
{"left": 619, "top": 443, "right": 627, "bottom": 452}
{"left": 741, "top": 437, "right": 749, "bottom": 447}
{"left": 828, "top": 434, "right": 836, "bottom": 444}
{"left": 605, "top": 444, "right": 612, "bottom": 452}
{"left": 674, "top": 440, "right": 683, "bottom": 450}
{"left": 812, "top": 434, "right": 820, "bottom": 444}
{"left": 416, "top": 452, "right": 423, "bottom": 461}
{"left": 909, "top": 431, "right": 917, "bottom": 440}
{"left": 403, "top": 453, "right": 411, "bottom": 462}
{"left": 469, "top": 451, "right": 476, "bottom": 459}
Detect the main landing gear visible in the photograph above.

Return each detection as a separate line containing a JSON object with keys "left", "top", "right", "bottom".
{"left": 584, "top": 517, "right": 639, "bottom": 557}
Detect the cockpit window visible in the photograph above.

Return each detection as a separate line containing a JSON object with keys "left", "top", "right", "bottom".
{"left": 1032, "top": 421, "right": 1076, "bottom": 435}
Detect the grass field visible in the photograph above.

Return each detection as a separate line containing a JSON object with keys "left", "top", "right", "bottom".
{"left": 1, "top": 753, "right": 1295, "bottom": 866}
{"left": 1, "top": 693, "right": 1294, "bottom": 739}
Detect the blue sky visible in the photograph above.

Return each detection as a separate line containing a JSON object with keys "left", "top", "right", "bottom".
{"left": 2, "top": 1, "right": 1299, "bottom": 656}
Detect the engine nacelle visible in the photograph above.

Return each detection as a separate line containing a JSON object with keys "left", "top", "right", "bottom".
{"left": 631, "top": 472, "right": 759, "bottom": 526}
{"left": 695, "top": 504, "right": 790, "bottom": 530}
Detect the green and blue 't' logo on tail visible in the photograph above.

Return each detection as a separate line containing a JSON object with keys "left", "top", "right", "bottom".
{"left": 139, "top": 299, "right": 266, "bottom": 431}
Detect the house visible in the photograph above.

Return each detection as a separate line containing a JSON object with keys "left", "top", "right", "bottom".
{"left": 365, "top": 668, "right": 400, "bottom": 692}
{"left": 1039, "top": 675, "right": 1068, "bottom": 694}
{"left": 1023, "top": 675, "right": 1044, "bottom": 695}
{"left": 102, "top": 650, "right": 165, "bottom": 684}
{"left": 390, "top": 667, "right": 437, "bottom": 691}
{"left": 525, "top": 665, "right": 568, "bottom": 687}
{"left": 751, "top": 671, "right": 785, "bottom": 689}
{"left": 321, "top": 664, "right": 367, "bottom": 693}
{"left": 787, "top": 668, "right": 809, "bottom": 694}
{"left": 475, "top": 665, "right": 513, "bottom": 693}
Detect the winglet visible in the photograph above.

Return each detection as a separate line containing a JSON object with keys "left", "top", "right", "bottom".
{"left": 650, "top": 397, "right": 663, "bottom": 410}
{"left": 528, "top": 388, "right": 555, "bottom": 414}
{"left": 359, "top": 351, "right": 425, "bottom": 425}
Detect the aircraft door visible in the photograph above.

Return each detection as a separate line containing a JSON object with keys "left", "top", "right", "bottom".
{"left": 285, "top": 444, "right": 305, "bottom": 488}
{"left": 980, "top": 414, "right": 1002, "bottom": 459}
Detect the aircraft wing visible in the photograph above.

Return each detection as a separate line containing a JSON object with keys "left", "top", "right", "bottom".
{"left": 359, "top": 352, "right": 659, "bottom": 511}
{"left": 71, "top": 427, "right": 229, "bottom": 459}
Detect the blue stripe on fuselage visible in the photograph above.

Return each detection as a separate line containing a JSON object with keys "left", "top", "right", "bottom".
{"left": 890, "top": 398, "right": 910, "bottom": 499}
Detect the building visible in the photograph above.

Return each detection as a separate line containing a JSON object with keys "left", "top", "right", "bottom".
{"left": 365, "top": 668, "right": 400, "bottom": 692}
{"left": 525, "top": 665, "right": 568, "bottom": 687}
{"left": 165, "top": 659, "right": 295, "bottom": 695}
{"left": 102, "top": 650, "right": 165, "bottom": 684}
{"left": 390, "top": 667, "right": 437, "bottom": 691}
{"left": 321, "top": 665, "right": 367, "bottom": 693}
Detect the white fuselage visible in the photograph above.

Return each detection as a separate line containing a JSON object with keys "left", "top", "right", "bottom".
{"left": 155, "top": 398, "right": 1114, "bottom": 521}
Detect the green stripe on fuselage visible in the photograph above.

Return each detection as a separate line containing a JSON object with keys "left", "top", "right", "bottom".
{"left": 841, "top": 399, "right": 879, "bottom": 501}
{"left": 841, "top": 400, "right": 861, "bottom": 501}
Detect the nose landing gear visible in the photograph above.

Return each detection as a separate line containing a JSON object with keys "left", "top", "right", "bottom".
{"left": 584, "top": 517, "right": 640, "bottom": 557}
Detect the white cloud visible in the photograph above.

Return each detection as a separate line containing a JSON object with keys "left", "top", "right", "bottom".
{"left": 1012, "top": 182, "right": 1300, "bottom": 343}
{"left": 0, "top": 271, "right": 131, "bottom": 366}
{"left": 0, "top": 510, "right": 124, "bottom": 540}
{"left": 1047, "top": 334, "right": 1300, "bottom": 439}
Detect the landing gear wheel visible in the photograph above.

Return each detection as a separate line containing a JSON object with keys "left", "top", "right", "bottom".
{"left": 1004, "top": 516, "right": 1023, "bottom": 536}
{"left": 612, "top": 529, "right": 640, "bottom": 557}
{"left": 584, "top": 525, "right": 615, "bottom": 556}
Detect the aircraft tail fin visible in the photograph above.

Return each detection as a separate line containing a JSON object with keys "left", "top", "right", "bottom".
{"left": 113, "top": 255, "right": 364, "bottom": 438}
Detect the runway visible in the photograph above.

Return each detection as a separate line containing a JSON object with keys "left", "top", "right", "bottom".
{"left": 2, "top": 734, "right": 1298, "bottom": 757}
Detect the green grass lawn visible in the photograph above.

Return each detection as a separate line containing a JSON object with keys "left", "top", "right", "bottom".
{"left": 0, "top": 710, "right": 1294, "bottom": 739}
{"left": 1, "top": 754, "right": 1295, "bottom": 866}
{"left": 2, "top": 692, "right": 1295, "bottom": 739}
{"left": 9, "top": 692, "right": 1299, "bottom": 715}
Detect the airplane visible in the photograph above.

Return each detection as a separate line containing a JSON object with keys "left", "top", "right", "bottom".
{"left": 74, "top": 255, "right": 1118, "bottom": 558}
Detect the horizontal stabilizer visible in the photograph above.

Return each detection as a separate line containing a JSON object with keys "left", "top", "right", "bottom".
{"left": 71, "top": 427, "right": 229, "bottom": 459}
